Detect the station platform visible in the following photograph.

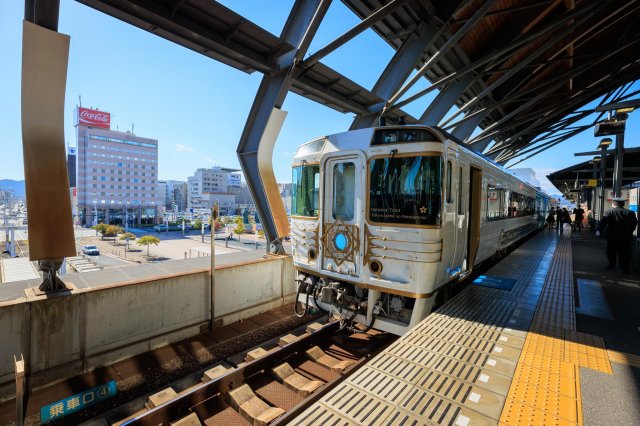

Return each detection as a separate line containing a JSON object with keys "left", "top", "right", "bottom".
{"left": 292, "top": 230, "right": 640, "bottom": 425}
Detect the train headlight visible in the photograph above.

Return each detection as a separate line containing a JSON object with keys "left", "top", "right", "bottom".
{"left": 369, "top": 260, "right": 383, "bottom": 274}
{"left": 308, "top": 248, "right": 317, "bottom": 260}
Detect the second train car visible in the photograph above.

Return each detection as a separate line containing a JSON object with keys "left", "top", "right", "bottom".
{"left": 290, "top": 125, "right": 551, "bottom": 335}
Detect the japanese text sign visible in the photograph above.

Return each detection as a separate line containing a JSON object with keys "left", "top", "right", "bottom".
{"left": 41, "top": 380, "right": 116, "bottom": 423}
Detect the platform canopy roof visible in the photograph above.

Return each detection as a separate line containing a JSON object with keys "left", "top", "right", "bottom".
{"left": 76, "top": 0, "right": 640, "bottom": 164}
{"left": 547, "top": 147, "right": 640, "bottom": 196}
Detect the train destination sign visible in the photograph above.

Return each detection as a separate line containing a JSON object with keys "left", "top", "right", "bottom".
{"left": 41, "top": 381, "right": 116, "bottom": 423}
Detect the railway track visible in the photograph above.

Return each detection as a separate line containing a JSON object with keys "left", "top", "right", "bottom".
{"left": 113, "top": 320, "right": 395, "bottom": 426}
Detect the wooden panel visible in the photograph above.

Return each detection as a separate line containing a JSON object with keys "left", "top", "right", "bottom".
{"left": 257, "top": 107, "right": 290, "bottom": 238}
{"left": 21, "top": 21, "right": 76, "bottom": 260}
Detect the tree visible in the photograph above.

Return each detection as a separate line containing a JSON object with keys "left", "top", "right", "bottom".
{"left": 233, "top": 221, "right": 245, "bottom": 241}
{"left": 106, "top": 225, "right": 123, "bottom": 240}
{"left": 137, "top": 235, "right": 160, "bottom": 256}
{"left": 193, "top": 219, "right": 203, "bottom": 231}
{"left": 92, "top": 223, "right": 109, "bottom": 240}
{"left": 119, "top": 232, "right": 136, "bottom": 249}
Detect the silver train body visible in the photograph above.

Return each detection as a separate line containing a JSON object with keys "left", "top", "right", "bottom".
{"left": 290, "top": 126, "right": 551, "bottom": 335}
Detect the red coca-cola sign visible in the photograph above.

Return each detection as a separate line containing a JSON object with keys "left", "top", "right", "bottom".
{"left": 77, "top": 107, "right": 110, "bottom": 129}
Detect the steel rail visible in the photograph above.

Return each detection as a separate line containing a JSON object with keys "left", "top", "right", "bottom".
{"left": 121, "top": 321, "right": 343, "bottom": 425}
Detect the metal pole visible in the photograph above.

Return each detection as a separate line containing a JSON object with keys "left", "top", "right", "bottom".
{"left": 591, "top": 160, "right": 597, "bottom": 211}
{"left": 599, "top": 147, "right": 607, "bottom": 223}
{"left": 201, "top": 220, "right": 205, "bottom": 243}
{"left": 10, "top": 226, "right": 15, "bottom": 257}
{"left": 210, "top": 203, "right": 218, "bottom": 330}
{"left": 613, "top": 132, "right": 624, "bottom": 198}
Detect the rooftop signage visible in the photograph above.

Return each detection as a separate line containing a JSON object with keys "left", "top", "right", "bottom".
{"left": 76, "top": 107, "right": 110, "bottom": 129}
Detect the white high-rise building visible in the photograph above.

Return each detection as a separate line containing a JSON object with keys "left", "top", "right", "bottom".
{"left": 187, "top": 167, "right": 242, "bottom": 215}
{"left": 75, "top": 107, "right": 159, "bottom": 226}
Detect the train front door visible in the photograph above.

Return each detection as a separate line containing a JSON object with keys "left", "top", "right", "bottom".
{"left": 321, "top": 153, "right": 364, "bottom": 277}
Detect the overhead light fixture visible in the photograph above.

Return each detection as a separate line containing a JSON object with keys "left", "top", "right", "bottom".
{"left": 594, "top": 120, "right": 626, "bottom": 136}
{"left": 592, "top": 156, "right": 601, "bottom": 162}
{"left": 617, "top": 107, "right": 634, "bottom": 114}
{"left": 597, "top": 138, "right": 613, "bottom": 150}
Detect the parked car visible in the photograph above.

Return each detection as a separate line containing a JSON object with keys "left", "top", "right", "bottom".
{"left": 153, "top": 224, "right": 183, "bottom": 232}
{"left": 83, "top": 245, "right": 100, "bottom": 255}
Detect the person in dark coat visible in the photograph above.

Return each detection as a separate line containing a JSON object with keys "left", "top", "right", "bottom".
{"left": 546, "top": 207, "right": 556, "bottom": 229}
{"left": 573, "top": 206, "right": 585, "bottom": 232}
{"left": 561, "top": 208, "right": 572, "bottom": 234}
{"left": 597, "top": 197, "right": 638, "bottom": 273}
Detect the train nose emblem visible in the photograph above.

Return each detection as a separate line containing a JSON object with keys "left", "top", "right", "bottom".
{"left": 322, "top": 220, "right": 360, "bottom": 268}
{"left": 334, "top": 233, "right": 348, "bottom": 251}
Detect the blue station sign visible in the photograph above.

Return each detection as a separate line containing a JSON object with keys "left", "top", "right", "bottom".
{"left": 41, "top": 380, "right": 117, "bottom": 423}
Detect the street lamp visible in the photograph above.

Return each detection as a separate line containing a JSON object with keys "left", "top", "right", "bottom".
{"left": 596, "top": 138, "right": 611, "bottom": 226}
{"left": 125, "top": 201, "right": 130, "bottom": 232}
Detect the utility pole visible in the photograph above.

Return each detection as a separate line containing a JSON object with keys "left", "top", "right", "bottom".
{"left": 210, "top": 203, "right": 219, "bottom": 329}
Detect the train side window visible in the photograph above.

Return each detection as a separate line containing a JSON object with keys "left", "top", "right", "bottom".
{"left": 487, "top": 186, "right": 501, "bottom": 219}
{"left": 446, "top": 161, "right": 453, "bottom": 204}
{"left": 458, "top": 167, "right": 464, "bottom": 214}
{"left": 502, "top": 190, "right": 511, "bottom": 217}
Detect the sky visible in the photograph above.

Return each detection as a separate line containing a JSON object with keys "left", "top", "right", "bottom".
{"left": 1, "top": 0, "right": 638, "bottom": 194}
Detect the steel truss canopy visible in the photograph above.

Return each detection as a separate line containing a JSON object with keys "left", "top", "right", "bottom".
{"left": 77, "top": 0, "right": 640, "bottom": 164}
{"left": 547, "top": 147, "right": 640, "bottom": 194}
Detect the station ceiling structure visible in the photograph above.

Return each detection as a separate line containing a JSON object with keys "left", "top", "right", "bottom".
{"left": 548, "top": 147, "right": 640, "bottom": 195}
{"left": 76, "top": 0, "right": 640, "bottom": 162}
{"left": 24, "top": 0, "right": 640, "bottom": 255}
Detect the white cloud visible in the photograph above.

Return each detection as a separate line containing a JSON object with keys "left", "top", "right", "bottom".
{"left": 175, "top": 144, "right": 194, "bottom": 152}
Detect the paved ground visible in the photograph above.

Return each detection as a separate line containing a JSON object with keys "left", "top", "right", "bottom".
{"left": 570, "top": 228, "right": 640, "bottom": 426}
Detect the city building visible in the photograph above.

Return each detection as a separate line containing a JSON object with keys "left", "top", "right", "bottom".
{"left": 0, "top": 189, "right": 14, "bottom": 206}
{"left": 187, "top": 167, "right": 242, "bottom": 215}
{"left": 165, "top": 180, "right": 188, "bottom": 211}
{"left": 157, "top": 180, "right": 168, "bottom": 212}
{"left": 279, "top": 182, "right": 292, "bottom": 214}
{"left": 75, "top": 107, "right": 160, "bottom": 226}
{"left": 67, "top": 146, "right": 77, "bottom": 188}
{"left": 511, "top": 168, "right": 541, "bottom": 190}
{"left": 229, "top": 182, "right": 255, "bottom": 214}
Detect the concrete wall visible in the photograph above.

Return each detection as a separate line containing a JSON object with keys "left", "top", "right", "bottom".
{"left": 0, "top": 255, "right": 296, "bottom": 401}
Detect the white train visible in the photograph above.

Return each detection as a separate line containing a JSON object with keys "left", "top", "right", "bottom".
{"left": 290, "top": 126, "right": 551, "bottom": 335}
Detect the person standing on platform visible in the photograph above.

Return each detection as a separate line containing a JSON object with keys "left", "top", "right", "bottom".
{"left": 546, "top": 207, "right": 556, "bottom": 229}
{"left": 573, "top": 206, "right": 585, "bottom": 232}
{"left": 596, "top": 197, "right": 638, "bottom": 273}
{"left": 561, "top": 208, "right": 572, "bottom": 235}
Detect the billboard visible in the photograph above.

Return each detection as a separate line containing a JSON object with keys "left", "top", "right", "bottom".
{"left": 75, "top": 107, "right": 110, "bottom": 129}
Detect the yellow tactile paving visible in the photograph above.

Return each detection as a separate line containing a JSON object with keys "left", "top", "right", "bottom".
{"left": 607, "top": 349, "right": 640, "bottom": 368}
{"left": 500, "top": 235, "right": 618, "bottom": 425}
{"left": 293, "top": 232, "right": 620, "bottom": 426}
{"left": 501, "top": 398, "right": 578, "bottom": 426}
{"left": 564, "top": 331, "right": 612, "bottom": 374}
{"left": 512, "top": 364, "right": 577, "bottom": 398}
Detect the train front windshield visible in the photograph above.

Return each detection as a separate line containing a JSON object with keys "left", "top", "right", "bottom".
{"left": 291, "top": 165, "right": 320, "bottom": 217}
{"left": 369, "top": 156, "right": 442, "bottom": 226}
